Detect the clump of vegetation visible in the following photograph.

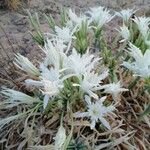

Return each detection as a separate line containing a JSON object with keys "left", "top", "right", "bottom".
{"left": 0, "top": 6, "right": 150, "bottom": 150}
{"left": 0, "top": 0, "right": 21, "bottom": 10}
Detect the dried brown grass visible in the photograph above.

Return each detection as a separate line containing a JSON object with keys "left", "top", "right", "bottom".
{"left": 1, "top": 0, "right": 21, "bottom": 10}
{"left": 0, "top": 65, "right": 149, "bottom": 149}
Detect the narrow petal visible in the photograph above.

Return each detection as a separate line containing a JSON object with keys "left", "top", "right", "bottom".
{"left": 43, "top": 95, "right": 49, "bottom": 109}
{"left": 99, "top": 117, "right": 111, "bottom": 130}
{"left": 25, "top": 79, "right": 43, "bottom": 87}
{"left": 90, "top": 119, "right": 96, "bottom": 129}
{"left": 74, "top": 112, "right": 89, "bottom": 118}
{"left": 87, "top": 90, "right": 99, "bottom": 100}
{"left": 84, "top": 95, "right": 91, "bottom": 105}
{"left": 99, "top": 96, "right": 107, "bottom": 103}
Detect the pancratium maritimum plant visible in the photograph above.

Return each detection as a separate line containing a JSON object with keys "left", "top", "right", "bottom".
{"left": 67, "top": 9, "right": 89, "bottom": 28}
{"left": 118, "top": 24, "right": 131, "bottom": 43}
{"left": 87, "top": 6, "right": 114, "bottom": 49}
{"left": 53, "top": 26, "right": 76, "bottom": 43}
{"left": 88, "top": 6, "right": 114, "bottom": 28}
{"left": 74, "top": 95, "right": 115, "bottom": 129}
{"left": 1, "top": 6, "right": 150, "bottom": 150}
{"left": 116, "top": 8, "right": 136, "bottom": 24}
{"left": 64, "top": 48, "right": 100, "bottom": 75}
{"left": 14, "top": 53, "right": 40, "bottom": 76}
{"left": 103, "top": 81, "right": 128, "bottom": 100}
{"left": 123, "top": 43, "right": 150, "bottom": 78}
{"left": 73, "top": 70, "right": 108, "bottom": 99}
{"left": 133, "top": 16, "right": 150, "bottom": 41}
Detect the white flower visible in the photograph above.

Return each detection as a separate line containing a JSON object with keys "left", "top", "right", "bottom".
{"left": 43, "top": 39, "right": 64, "bottom": 69}
{"left": 67, "top": 9, "right": 88, "bottom": 28}
{"left": 40, "top": 66, "right": 75, "bottom": 109}
{"left": 43, "top": 39, "right": 59, "bottom": 68}
{"left": 24, "top": 62, "right": 75, "bottom": 109}
{"left": 42, "top": 79, "right": 69, "bottom": 108}
{"left": 54, "top": 125, "right": 66, "bottom": 150}
{"left": 74, "top": 95, "right": 115, "bottom": 129}
{"left": 41, "top": 63, "right": 74, "bottom": 82}
{"left": 103, "top": 82, "right": 128, "bottom": 99}
{"left": 88, "top": 6, "right": 114, "bottom": 27}
{"left": 25, "top": 64, "right": 63, "bottom": 89}
{"left": 133, "top": 16, "right": 150, "bottom": 40}
{"left": 24, "top": 65, "right": 64, "bottom": 109}
{"left": 118, "top": 24, "right": 130, "bottom": 42}
{"left": 116, "top": 8, "right": 136, "bottom": 23}
{"left": 65, "top": 48, "right": 100, "bottom": 75}
{"left": 127, "top": 42, "right": 143, "bottom": 60}
{"left": 53, "top": 39, "right": 67, "bottom": 53}
{"left": 74, "top": 70, "right": 108, "bottom": 99}
{"left": 1, "top": 88, "right": 40, "bottom": 105}
{"left": 14, "top": 54, "right": 40, "bottom": 76}
{"left": 40, "top": 64, "right": 61, "bottom": 82}
{"left": 42, "top": 79, "right": 64, "bottom": 109}
{"left": 42, "top": 79, "right": 63, "bottom": 97}
{"left": 54, "top": 26, "right": 75, "bottom": 43}
{"left": 122, "top": 43, "right": 150, "bottom": 78}
{"left": 40, "top": 67, "right": 64, "bottom": 108}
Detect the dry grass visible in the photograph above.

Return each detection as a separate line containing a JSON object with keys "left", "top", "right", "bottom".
{"left": 0, "top": 65, "right": 149, "bottom": 149}
{"left": 8, "top": 0, "right": 21, "bottom": 10}
{"left": 0, "top": 0, "right": 21, "bottom": 10}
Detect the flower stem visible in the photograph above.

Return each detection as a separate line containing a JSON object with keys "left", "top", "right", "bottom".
{"left": 63, "top": 105, "right": 74, "bottom": 150}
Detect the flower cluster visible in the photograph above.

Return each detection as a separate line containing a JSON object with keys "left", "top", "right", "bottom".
{"left": 118, "top": 24, "right": 130, "bottom": 43}
{"left": 116, "top": 8, "right": 136, "bottom": 24}
{"left": 1, "top": 6, "right": 127, "bottom": 131}
{"left": 133, "top": 17, "right": 150, "bottom": 40}
{"left": 1, "top": 6, "right": 150, "bottom": 149}
{"left": 123, "top": 43, "right": 150, "bottom": 78}
{"left": 87, "top": 6, "right": 114, "bottom": 27}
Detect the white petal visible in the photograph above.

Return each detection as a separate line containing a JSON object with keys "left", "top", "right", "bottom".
{"left": 90, "top": 119, "right": 96, "bottom": 129}
{"left": 54, "top": 125, "right": 66, "bottom": 150}
{"left": 25, "top": 79, "right": 43, "bottom": 87}
{"left": 61, "top": 73, "right": 77, "bottom": 81}
{"left": 87, "top": 90, "right": 99, "bottom": 100}
{"left": 14, "top": 54, "right": 40, "bottom": 76}
{"left": 84, "top": 95, "right": 91, "bottom": 105}
{"left": 72, "top": 83, "right": 80, "bottom": 87}
{"left": 99, "top": 117, "right": 111, "bottom": 130}
{"left": 99, "top": 96, "right": 107, "bottom": 103}
{"left": 43, "top": 95, "right": 49, "bottom": 109}
{"left": 74, "top": 112, "right": 89, "bottom": 118}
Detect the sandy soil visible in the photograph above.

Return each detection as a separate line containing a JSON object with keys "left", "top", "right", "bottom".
{"left": 0, "top": 0, "right": 150, "bottom": 86}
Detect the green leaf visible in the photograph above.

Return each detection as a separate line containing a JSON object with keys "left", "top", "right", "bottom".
{"left": 27, "top": 11, "right": 44, "bottom": 46}
{"left": 44, "top": 14, "right": 55, "bottom": 31}
{"left": 60, "top": 8, "right": 68, "bottom": 27}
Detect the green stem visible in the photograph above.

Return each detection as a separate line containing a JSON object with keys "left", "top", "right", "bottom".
{"left": 63, "top": 104, "right": 74, "bottom": 150}
{"left": 94, "top": 27, "right": 102, "bottom": 49}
